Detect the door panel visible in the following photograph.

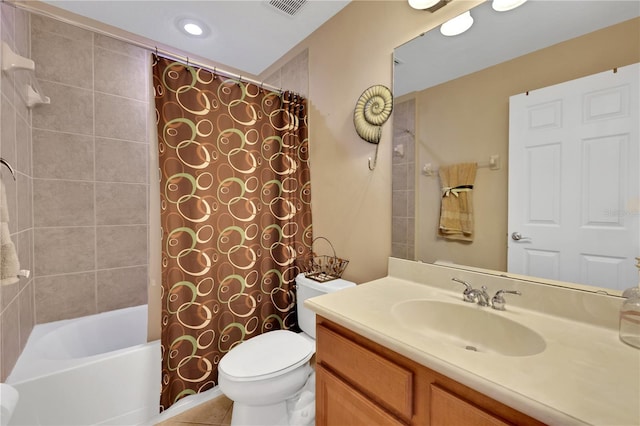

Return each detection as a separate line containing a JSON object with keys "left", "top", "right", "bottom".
{"left": 508, "top": 63, "right": 639, "bottom": 290}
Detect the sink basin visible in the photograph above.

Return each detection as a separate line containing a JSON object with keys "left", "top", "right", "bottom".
{"left": 391, "top": 299, "right": 546, "bottom": 357}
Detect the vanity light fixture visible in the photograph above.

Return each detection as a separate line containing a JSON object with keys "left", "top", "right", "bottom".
{"left": 408, "top": 0, "right": 440, "bottom": 9}
{"left": 408, "top": 0, "right": 451, "bottom": 12}
{"left": 492, "top": 0, "right": 528, "bottom": 12}
{"left": 177, "top": 17, "right": 209, "bottom": 37}
{"left": 440, "top": 11, "right": 474, "bottom": 36}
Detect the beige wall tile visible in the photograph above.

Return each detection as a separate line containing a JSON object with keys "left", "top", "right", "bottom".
{"left": 32, "top": 28, "right": 93, "bottom": 89}
{"left": 30, "top": 14, "right": 93, "bottom": 43}
{"left": 18, "top": 282, "right": 34, "bottom": 350}
{"left": 32, "top": 129, "right": 94, "bottom": 180}
{"left": 14, "top": 7, "right": 29, "bottom": 58}
{"left": 2, "top": 169, "right": 18, "bottom": 235}
{"left": 0, "top": 282, "right": 18, "bottom": 313}
{"left": 32, "top": 81, "right": 94, "bottom": 135}
{"left": 1, "top": 301, "right": 20, "bottom": 380}
{"left": 280, "top": 49, "right": 309, "bottom": 98}
{"left": 96, "top": 182, "right": 147, "bottom": 225}
{"left": 35, "top": 272, "right": 96, "bottom": 323}
{"left": 0, "top": 5, "right": 35, "bottom": 379}
{"left": 392, "top": 217, "right": 408, "bottom": 245}
{"left": 97, "top": 225, "right": 147, "bottom": 269}
{"left": 1, "top": 93, "right": 17, "bottom": 166}
{"left": 97, "top": 266, "right": 147, "bottom": 312}
{"left": 34, "top": 227, "right": 95, "bottom": 275}
{"left": 16, "top": 230, "right": 32, "bottom": 284}
{"left": 95, "top": 138, "right": 148, "bottom": 183}
{"left": 1, "top": 67, "right": 16, "bottom": 110}
{"left": 16, "top": 114, "right": 31, "bottom": 175}
{"left": 95, "top": 48, "right": 147, "bottom": 101}
{"left": 33, "top": 179, "right": 94, "bottom": 227}
{"left": 1, "top": 3, "right": 15, "bottom": 40}
{"left": 26, "top": 12, "right": 152, "bottom": 330}
{"left": 12, "top": 73, "right": 29, "bottom": 122}
{"left": 16, "top": 173, "right": 32, "bottom": 231}
{"left": 94, "top": 34, "right": 147, "bottom": 60}
{"left": 95, "top": 94, "right": 147, "bottom": 142}
{"left": 392, "top": 190, "right": 408, "bottom": 218}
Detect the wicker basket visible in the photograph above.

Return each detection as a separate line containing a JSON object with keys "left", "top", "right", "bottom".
{"left": 303, "top": 237, "right": 349, "bottom": 282}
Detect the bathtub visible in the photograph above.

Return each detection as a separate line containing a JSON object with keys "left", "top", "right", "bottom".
{"left": 5, "top": 305, "right": 221, "bottom": 425}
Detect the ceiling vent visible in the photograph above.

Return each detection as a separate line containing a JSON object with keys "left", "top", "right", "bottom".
{"left": 268, "top": 0, "right": 307, "bottom": 17}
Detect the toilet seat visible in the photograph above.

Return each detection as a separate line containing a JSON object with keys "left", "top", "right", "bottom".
{"left": 219, "top": 330, "right": 314, "bottom": 382}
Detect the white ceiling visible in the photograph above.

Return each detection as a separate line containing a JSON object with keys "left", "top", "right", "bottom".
{"left": 40, "top": 0, "right": 351, "bottom": 75}
{"left": 394, "top": 0, "right": 640, "bottom": 97}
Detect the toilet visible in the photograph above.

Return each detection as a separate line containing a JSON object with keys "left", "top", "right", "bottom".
{"left": 218, "top": 273, "right": 355, "bottom": 426}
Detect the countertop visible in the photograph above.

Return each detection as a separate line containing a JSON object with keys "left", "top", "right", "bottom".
{"left": 305, "top": 260, "right": 640, "bottom": 426}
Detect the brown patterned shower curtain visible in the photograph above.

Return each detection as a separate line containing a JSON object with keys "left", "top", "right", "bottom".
{"left": 152, "top": 57, "right": 313, "bottom": 410}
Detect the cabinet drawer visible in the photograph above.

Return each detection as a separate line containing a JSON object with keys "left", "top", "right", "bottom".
{"left": 317, "top": 325, "right": 413, "bottom": 419}
{"left": 431, "top": 384, "right": 511, "bottom": 426}
{"left": 317, "top": 365, "right": 406, "bottom": 426}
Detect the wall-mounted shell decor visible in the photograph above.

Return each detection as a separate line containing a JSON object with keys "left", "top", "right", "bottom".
{"left": 353, "top": 84, "right": 393, "bottom": 170}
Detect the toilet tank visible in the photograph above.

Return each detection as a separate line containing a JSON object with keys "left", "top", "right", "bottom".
{"left": 295, "top": 273, "right": 355, "bottom": 339}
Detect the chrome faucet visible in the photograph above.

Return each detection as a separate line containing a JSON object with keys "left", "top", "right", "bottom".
{"left": 491, "top": 289, "right": 522, "bottom": 311}
{"left": 451, "top": 278, "right": 490, "bottom": 306}
{"left": 468, "top": 286, "right": 491, "bottom": 307}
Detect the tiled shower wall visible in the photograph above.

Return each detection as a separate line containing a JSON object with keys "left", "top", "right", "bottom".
{"left": 391, "top": 99, "right": 415, "bottom": 260}
{"left": 0, "top": 4, "right": 35, "bottom": 381}
{"left": 1, "top": 8, "right": 152, "bottom": 381}
{"left": 30, "top": 14, "right": 150, "bottom": 324}
{"left": 0, "top": 7, "right": 306, "bottom": 380}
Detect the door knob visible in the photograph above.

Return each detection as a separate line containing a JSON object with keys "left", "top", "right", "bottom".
{"left": 511, "top": 232, "right": 531, "bottom": 241}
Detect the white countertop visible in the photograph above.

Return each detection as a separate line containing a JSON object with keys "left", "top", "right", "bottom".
{"left": 305, "top": 260, "right": 640, "bottom": 426}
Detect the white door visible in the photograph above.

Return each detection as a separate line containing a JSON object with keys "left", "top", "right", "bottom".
{"left": 508, "top": 63, "right": 639, "bottom": 291}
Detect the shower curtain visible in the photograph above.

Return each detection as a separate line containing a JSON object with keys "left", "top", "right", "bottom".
{"left": 153, "top": 57, "right": 312, "bottom": 409}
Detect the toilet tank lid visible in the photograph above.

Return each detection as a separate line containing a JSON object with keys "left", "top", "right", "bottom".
{"left": 296, "top": 273, "right": 356, "bottom": 293}
{"left": 219, "top": 330, "right": 314, "bottom": 379}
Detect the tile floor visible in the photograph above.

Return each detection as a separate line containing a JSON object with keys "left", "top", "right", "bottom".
{"left": 155, "top": 395, "right": 233, "bottom": 426}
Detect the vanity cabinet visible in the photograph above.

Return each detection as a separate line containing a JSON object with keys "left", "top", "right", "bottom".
{"left": 315, "top": 317, "right": 546, "bottom": 426}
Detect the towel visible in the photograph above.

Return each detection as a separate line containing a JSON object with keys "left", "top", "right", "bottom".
{"left": 438, "top": 162, "right": 477, "bottom": 241}
{"left": 0, "top": 180, "right": 19, "bottom": 286}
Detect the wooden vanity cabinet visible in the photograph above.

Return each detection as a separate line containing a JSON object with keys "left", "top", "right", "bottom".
{"left": 315, "top": 317, "right": 546, "bottom": 426}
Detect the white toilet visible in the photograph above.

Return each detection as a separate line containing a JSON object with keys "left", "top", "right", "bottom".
{"left": 218, "top": 273, "right": 355, "bottom": 426}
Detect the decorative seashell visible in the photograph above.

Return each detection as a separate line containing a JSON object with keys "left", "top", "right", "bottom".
{"left": 353, "top": 85, "right": 393, "bottom": 144}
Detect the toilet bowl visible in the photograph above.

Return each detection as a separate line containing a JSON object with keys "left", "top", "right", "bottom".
{"left": 218, "top": 273, "right": 356, "bottom": 426}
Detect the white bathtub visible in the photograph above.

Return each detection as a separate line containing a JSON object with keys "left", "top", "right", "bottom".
{"left": 5, "top": 305, "right": 221, "bottom": 426}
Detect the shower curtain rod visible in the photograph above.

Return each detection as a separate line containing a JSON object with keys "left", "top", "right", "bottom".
{"left": 151, "top": 49, "right": 284, "bottom": 94}
{"left": 9, "top": 0, "right": 285, "bottom": 94}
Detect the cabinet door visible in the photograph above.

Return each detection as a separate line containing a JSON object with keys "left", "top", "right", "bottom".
{"left": 431, "top": 384, "right": 511, "bottom": 426}
{"left": 317, "top": 365, "right": 406, "bottom": 426}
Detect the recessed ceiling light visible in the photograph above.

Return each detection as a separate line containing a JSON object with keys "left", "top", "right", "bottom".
{"left": 440, "top": 11, "right": 474, "bottom": 37}
{"left": 177, "top": 18, "right": 209, "bottom": 38}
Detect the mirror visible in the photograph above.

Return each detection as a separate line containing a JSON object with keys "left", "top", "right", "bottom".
{"left": 391, "top": 0, "right": 640, "bottom": 294}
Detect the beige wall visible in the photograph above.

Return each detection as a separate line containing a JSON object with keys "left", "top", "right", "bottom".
{"left": 412, "top": 17, "right": 640, "bottom": 271}
{"left": 261, "top": 0, "right": 481, "bottom": 284}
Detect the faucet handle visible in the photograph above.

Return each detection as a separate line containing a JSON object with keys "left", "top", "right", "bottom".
{"left": 491, "top": 289, "right": 522, "bottom": 311}
{"left": 451, "top": 278, "right": 475, "bottom": 303}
